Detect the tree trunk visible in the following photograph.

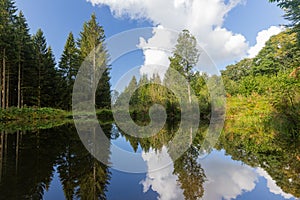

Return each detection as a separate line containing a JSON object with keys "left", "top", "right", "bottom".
{"left": 17, "top": 59, "right": 21, "bottom": 108}
{"left": 16, "top": 130, "right": 19, "bottom": 175}
{"left": 38, "top": 65, "right": 41, "bottom": 107}
{"left": 6, "top": 65, "right": 9, "bottom": 108}
{"left": 92, "top": 48, "right": 96, "bottom": 107}
{"left": 21, "top": 67, "right": 24, "bottom": 107}
{"left": 190, "top": 127, "right": 193, "bottom": 145}
{"left": 0, "top": 132, "right": 3, "bottom": 183}
{"left": 187, "top": 83, "right": 191, "bottom": 104}
{"left": 185, "top": 61, "right": 192, "bottom": 104}
{"left": 2, "top": 49, "right": 6, "bottom": 109}
{"left": 93, "top": 126, "right": 96, "bottom": 200}
{"left": 93, "top": 161, "right": 96, "bottom": 200}
{"left": 4, "top": 132, "right": 7, "bottom": 176}
{"left": 0, "top": 65, "right": 2, "bottom": 108}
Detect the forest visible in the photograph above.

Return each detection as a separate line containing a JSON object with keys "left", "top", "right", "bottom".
{"left": 0, "top": 0, "right": 300, "bottom": 199}
{"left": 0, "top": 0, "right": 299, "bottom": 139}
{"left": 0, "top": 0, "right": 111, "bottom": 112}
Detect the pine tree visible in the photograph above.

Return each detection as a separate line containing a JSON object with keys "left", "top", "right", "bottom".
{"left": 0, "top": 0, "right": 17, "bottom": 108}
{"left": 78, "top": 13, "right": 111, "bottom": 109}
{"left": 31, "top": 29, "right": 60, "bottom": 107}
{"left": 15, "top": 11, "right": 32, "bottom": 108}
{"left": 43, "top": 47, "right": 60, "bottom": 107}
{"left": 125, "top": 75, "right": 138, "bottom": 106}
{"left": 59, "top": 32, "right": 80, "bottom": 110}
{"left": 32, "top": 29, "right": 48, "bottom": 107}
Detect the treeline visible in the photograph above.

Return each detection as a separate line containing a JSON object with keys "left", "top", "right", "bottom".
{"left": 221, "top": 30, "right": 300, "bottom": 137}
{"left": 115, "top": 30, "right": 212, "bottom": 122}
{"left": 0, "top": 0, "right": 111, "bottom": 111}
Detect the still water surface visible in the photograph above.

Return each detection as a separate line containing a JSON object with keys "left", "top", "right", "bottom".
{"left": 0, "top": 123, "right": 298, "bottom": 200}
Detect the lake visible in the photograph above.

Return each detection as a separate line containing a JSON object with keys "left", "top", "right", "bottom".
{"left": 0, "top": 122, "right": 299, "bottom": 200}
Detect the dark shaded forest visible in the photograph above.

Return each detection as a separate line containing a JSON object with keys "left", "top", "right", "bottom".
{"left": 0, "top": 0, "right": 111, "bottom": 111}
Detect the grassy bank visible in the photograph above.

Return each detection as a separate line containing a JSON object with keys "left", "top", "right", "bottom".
{"left": 219, "top": 94, "right": 300, "bottom": 198}
{"left": 0, "top": 107, "right": 113, "bottom": 132}
{"left": 221, "top": 93, "right": 300, "bottom": 156}
{"left": 0, "top": 107, "right": 113, "bottom": 121}
{"left": 0, "top": 107, "right": 71, "bottom": 121}
{"left": 224, "top": 94, "right": 275, "bottom": 145}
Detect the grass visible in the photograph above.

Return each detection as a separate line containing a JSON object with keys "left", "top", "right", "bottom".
{"left": 0, "top": 107, "right": 113, "bottom": 132}
{"left": 0, "top": 107, "right": 70, "bottom": 121}
{"left": 221, "top": 92, "right": 300, "bottom": 155}
{"left": 224, "top": 93, "right": 277, "bottom": 145}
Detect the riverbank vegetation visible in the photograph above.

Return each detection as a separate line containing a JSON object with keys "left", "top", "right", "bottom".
{"left": 222, "top": 30, "right": 300, "bottom": 140}
{"left": 0, "top": 0, "right": 299, "bottom": 143}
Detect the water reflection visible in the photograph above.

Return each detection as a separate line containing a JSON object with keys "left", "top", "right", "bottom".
{"left": 0, "top": 122, "right": 298, "bottom": 200}
{"left": 141, "top": 147, "right": 185, "bottom": 200}
{"left": 0, "top": 123, "right": 112, "bottom": 200}
{"left": 201, "top": 151, "right": 258, "bottom": 200}
{"left": 256, "top": 168, "right": 294, "bottom": 199}
{"left": 200, "top": 150, "right": 296, "bottom": 200}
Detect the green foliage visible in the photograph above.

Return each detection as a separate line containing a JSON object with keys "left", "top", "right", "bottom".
{"left": 0, "top": 0, "right": 66, "bottom": 109}
{"left": 59, "top": 32, "right": 80, "bottom": 110}
{"left": 173, "top": 148, "right": 206, "bottom": 200}
{"left": 224, "top": 94, "right": 275, "bottom": 145}
{"left": 0, "top": 2, "right": 112, "bottom": 111}
{"left": 96, "top": 108, "right": 113, "bottom": 122}
{"left": 268, "top": 73, "right": 300, "bottom": 138}
{"left": 115, "top": 31, "right": 211, "bottom": 124}
{"left": 221, "top": 58, "right": 252, "bottom": 81}
{"left": 269, "top": 0, "right": 300, "bottom": 43}
{"left": 252, "top": 31, "right": 300, "bottom": 75}
{"left": 170, "top": 30, "right": 200, "bottom": 79}
{"left": 116, "top": 74, "right": 179, "bottom": 123}
{"left": 0, "top": 107, "right": 67, "bottom": 121}
{"left": 222, "top": 29, "right": 300, "bottom": 139}
{"left": 78, "top": 13, "right": 111, "bottom": 109}
{"left": 218, "top": 93, "right": 300, "bottom": 197}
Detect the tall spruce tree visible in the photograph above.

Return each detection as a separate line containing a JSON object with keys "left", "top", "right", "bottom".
{"left": 0, "top": 0, "right": 17, "bottom": 108}
{"left": 43, "top": 47, "right": 61, "bottom": 107}
{"left": 32, "top": 29, "right": 48, "bottom": 107}
{"left": 0, "top": 1, "right": 68, "bottom": 109}
{"left": 15, "top": 11, "right": 32, "bottom": 108}
{"left": 78, "top": 13, "right": 111, "bottom": 109}
{"left": 32, "top": 29, "right": 60, "bottom": 107}
{"left": 59, "top": 32, "right": 80, "bottom": 110}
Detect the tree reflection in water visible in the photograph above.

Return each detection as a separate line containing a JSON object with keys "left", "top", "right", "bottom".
{"left": 0, "top": 121, "right": 299, "bottom": 200}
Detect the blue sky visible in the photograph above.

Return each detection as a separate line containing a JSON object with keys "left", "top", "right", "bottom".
{"left": 14, "top": 0, "right": 151, "bottom": 60}
{"left": 14, "top": 0, "right": 286, "bottom": 59}
{"left": 14, "top": 0, "right": 286, "bottom": 87}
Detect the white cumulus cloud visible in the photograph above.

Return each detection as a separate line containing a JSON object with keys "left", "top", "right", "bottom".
{"left": 248, "top": 26, "right": 284, "bottom": 58}
{"left": 87, "top": 0, "right": 249, "bottom": 71}
{"left": 141, "top": 146, "right": 184, "bottom": 200}
{"left": 138, "top": 26, "right": 173, "bottom": 77}
{"left": 200, "top": 152, "right": 258, "bottom": 200}
{"left": 256, "top": 168, "right": 294, "bottom": 199}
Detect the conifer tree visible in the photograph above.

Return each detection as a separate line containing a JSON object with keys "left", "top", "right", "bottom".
{"left": 15, "top": 11, "right": 32, "bottom": 108}
{"left": 31, "top": 30, "right": 60, "bottom": 107}
{"left": 59, "top": 32, "right": 80, "bottom": 110}
{"left": 78, "top": 13, "right": 111, "bottom": 109}
{"left": 0, "top": 0, "right": 17, "bottom": 108}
